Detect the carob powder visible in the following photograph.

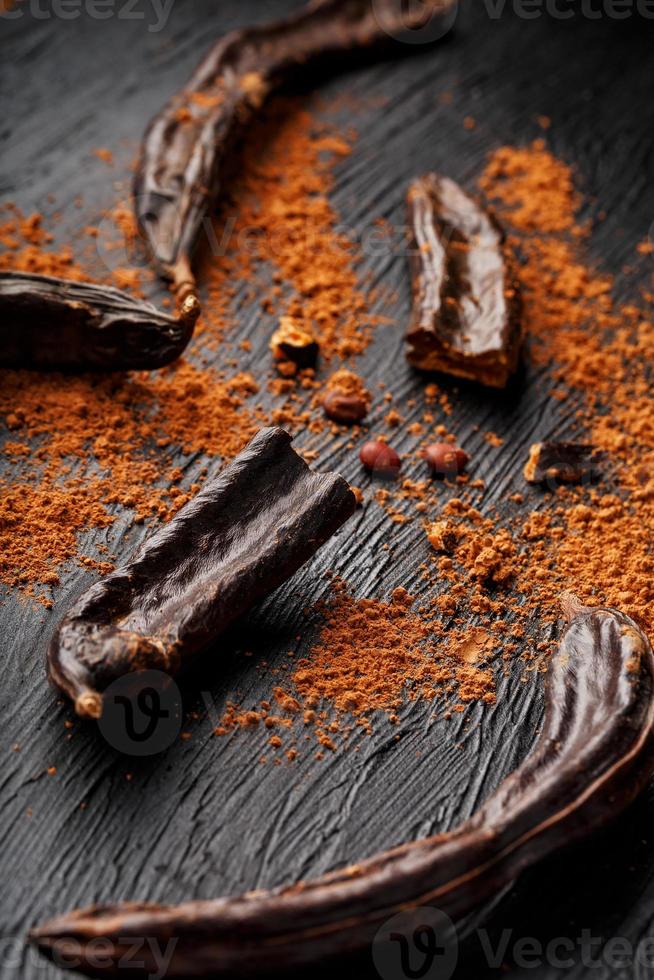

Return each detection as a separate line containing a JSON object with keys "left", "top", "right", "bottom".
{"left": 2, "top": 108, "right": 653, "bottom": 754}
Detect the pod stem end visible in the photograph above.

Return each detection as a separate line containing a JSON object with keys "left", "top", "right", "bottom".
{"left": 560, "top": 591, "right": 587, "bottom": 624}
{"left": 178, "top": 292, "right": 201, "bottom": 326}
{"left": 171, "top": 257, "right": 200, "bottom": 317}
{"left": 75, "top": 690, "right": 103, "bottom": 720}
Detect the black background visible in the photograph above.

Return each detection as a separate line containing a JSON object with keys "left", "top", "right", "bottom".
{"left": 2, "top": 1, "right": 654, "bottom": 977}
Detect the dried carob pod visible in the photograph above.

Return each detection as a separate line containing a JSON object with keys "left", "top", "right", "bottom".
{"left": 406, "top": 174, "right": 522, "bottom": 387}
{"left": 32, "top": 598, "right": 654, "bottom": 976}
{"left": 134, "top": 0, "right": 457, "bottom": 301}
{"left": 0, "top": 271, "right": 199, "bottom": 370}
{"left": 47, "top": 428, "right": 355, "bottom": 719}
{"left": 524, "top": 441, "right": 597, "bottom": 486}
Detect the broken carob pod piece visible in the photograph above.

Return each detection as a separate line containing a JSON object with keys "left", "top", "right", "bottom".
{"left": 406, "top": 174, "right": 522, "bottom": 387}
{"left": 0, "top": 271, "right": 199, "bottom": 371}
{"left": 47, "top": 427, "right": 355, "bottom": 720}
{"left": 135, "top": 0, "right": 457, "bottom": 301}
{"left": 270, "top": 315, "right": 319, "bottom": 369}
{"left": 33, "top": 598, "right": 654, "bottom": 978}
{"left": 524, "top": 441, "right": 597, "bottom": 486}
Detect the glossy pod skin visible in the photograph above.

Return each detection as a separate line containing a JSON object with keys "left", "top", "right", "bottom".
{"left": 524, "top": 440, "right": 597, "bottom": 485}
{"left": 32, "top": 599, "right": 654, "bottom": 976}
{"left": 48, "top": 428, "right": 356, "bottom": 718}
{"left": 406, "top": 174, "right": 523, "bottom": 388}
{"left": 47, "top": 427, "right": 356, "bottom": 720}
{"left": 134, "top": 0, "right": 457, "bottom": 297}
{"left": 0, "top": 272, "right": 199, "bottom": 370}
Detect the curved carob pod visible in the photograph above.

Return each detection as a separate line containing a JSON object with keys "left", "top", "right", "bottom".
{"left": 134, "top": 0, "right": 457, "bottom": 301}
{"left": 0, "top": 271, "right": 199, "bottom": 370}
{"left": 32, "top": 598, "right": 654, "bottom": 976}
{"left": 406, "top": 173, "right": 523, "bottom": 387}
{"left": 47, "top": 427, "right": 356, "bottom": 720}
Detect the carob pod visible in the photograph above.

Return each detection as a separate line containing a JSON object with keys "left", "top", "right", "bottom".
{"left": 47, "top": 427, "right": 356, "bottom": 719}
{"left": 32, "top": 597, "right": 654, "bottom": 976}
{"left": 406, "top": 174, "right": 522, "bottom": 387}
{"left": 0, "top": 272, "right": 200, "bottom": 370}
{"left": 524, "top": 441, "right": 597, "bottom": 485}
{"left": 0, "top": 271, "right": 199, "bottom": 371}
{"left": 134, "top": 0, "right": 457, "bottom": 301}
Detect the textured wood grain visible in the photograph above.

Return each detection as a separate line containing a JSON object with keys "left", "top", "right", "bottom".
{"left": 1, "top": 2, "right": 654, "bottom": 978}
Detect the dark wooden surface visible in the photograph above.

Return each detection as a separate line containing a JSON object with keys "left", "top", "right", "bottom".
{"left": 2, "top": 2, "right": 654, "bottom": 978}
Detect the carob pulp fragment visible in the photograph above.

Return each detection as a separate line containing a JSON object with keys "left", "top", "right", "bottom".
{"left": 32, "top": 599, "right": 654, "bottom": 976}
{"left": 134, "top": 0, "right": 457, "bottom": 300}
{"left": 524, "top": 441, "right": 597, "bottom": 485}
{"left": 270, "top": 316, "right": 319, "bottom": 368}
{"left": 406, "top": 174, "right": 522, "bottom": 387}
{"left": 0, "top": 272, "right": 199, "bottom": 371}
{"left": 47, "top": 427, "right": 356, "bottom": 719}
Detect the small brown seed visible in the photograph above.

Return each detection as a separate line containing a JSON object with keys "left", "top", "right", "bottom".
{"left": 359, "top": 440, "right": 401, "bottom": 477}
{"left": 322, "top": 391, "right": 368, "bottom": 424}
{"left": 423, "top": 443, "right": 469, "bottom": 476}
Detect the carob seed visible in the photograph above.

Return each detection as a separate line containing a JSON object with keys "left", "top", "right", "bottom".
{"left": 359, "top": 440, "right": 401, "bottom": 477}
{"left": 423, "top": 443, "right": 469, "bottom": 476}
{"left": 322, "top": 391, "right": 368, "bottom": 424}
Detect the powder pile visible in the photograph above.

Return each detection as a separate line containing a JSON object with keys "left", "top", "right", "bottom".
{"left": 4, "top": 104, "right": 653, "bottom": 753}
{"left": 0, "top": 97, "right": 380, "bottom": 602}
{"left": 369, "top": 139, "right": 654, "bottom": 638}
{"left": 480, "top": 140, "right": 654, "bottom": 632}
{"left": 215, "top": 580, "right": 496, "bottom": 756}
{"left": 223, "top": 136, "right": 654, "bottom": 755}
{"left": 0, "top": 204, "right": 84, "bottom": 280}
{"left": 209, "top": 99, "right": 376, "bottom": 362}
{"left": 0, "top": 360, "right": 259, "bottom": 601}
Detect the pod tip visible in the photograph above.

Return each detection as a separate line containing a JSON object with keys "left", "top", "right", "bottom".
{"left": 560, "top": 591, "right": 586, "bottom": 623}
{"left": 179, "top": 291, "right": 201, "bottom": 324}
{"left": 75, "top": 690, "right": 103, "bottom": 720}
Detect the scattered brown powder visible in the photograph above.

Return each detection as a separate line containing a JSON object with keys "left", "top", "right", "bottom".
{"left": 1, "top": 96, "right": 379, "bottom": 601}
{"left": 4, "top": 106, "right": 653, "bottom": 757}
{"left": 92, "top": 148, "right": 114, "bottom": 165}
{"left": 0, "top": 205, "right": 84, "bottom": 279}
{"left": 480, "top": 140, "right": 654, "bottom": 632}
{"left": 215, "top": 580, "right": 496, "bottom": 751}
{"left": 201, "top": 98, "right": 378, "bottom": 362}
{"left": 211, "top": 136, "right": 654, "bottom": 756}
